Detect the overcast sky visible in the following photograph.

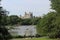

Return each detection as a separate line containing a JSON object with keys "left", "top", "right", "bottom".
{"left": 2, "top": 0, "right": 51, "bottom": 17}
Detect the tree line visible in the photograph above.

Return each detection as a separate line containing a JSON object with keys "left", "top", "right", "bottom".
{"left": 5, "top": 15, "right": 41, "bottom": 25}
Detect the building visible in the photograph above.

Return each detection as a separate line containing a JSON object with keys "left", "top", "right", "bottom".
{"left": 20, "top": 12, "right": 33, "bottom": 19}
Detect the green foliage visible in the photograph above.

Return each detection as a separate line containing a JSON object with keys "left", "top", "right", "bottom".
{"left": 7, "top": 15, "right": 20, "bottom": 25}
{"left": 30, "top": 17, "right": 41, "bottom": 25}
{"left": 37, "top": 0, "right": 60, "bottom": 38}
{"left": 5, "top": 16, "right": 41, "bottom": 25}
{"left": 50, "top": 0, "right": 60, "bottom": 13}
{"left": 49, "top": 15, "right": 60, "bottom": 38}
{"left": 0, "top": 7, "right": 12, "bottom": 40}
{"left": 20, "top": 17, "right": 41, "bottom": 25}
{"left": 37, "top": 12, "right": 57, "bottom": 36}
{"left": 21, "top": 18, "right": 31, "bottom": 25}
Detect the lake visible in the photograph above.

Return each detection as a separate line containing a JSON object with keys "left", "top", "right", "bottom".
{"left": 8, "top": 25, "right": 37, "bottom": 36}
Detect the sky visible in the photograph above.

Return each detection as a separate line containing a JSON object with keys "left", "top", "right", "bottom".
{"left": 1, "top": 0, "right": 51, "bottom": 17}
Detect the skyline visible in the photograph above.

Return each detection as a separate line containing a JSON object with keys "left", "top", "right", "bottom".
{"left": 2, "top": 0, "right": 51, "bottom": 17}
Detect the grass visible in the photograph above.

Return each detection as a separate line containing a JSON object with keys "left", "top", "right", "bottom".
{"left": 11, "top": 37, "right": 58, "bottom": 40}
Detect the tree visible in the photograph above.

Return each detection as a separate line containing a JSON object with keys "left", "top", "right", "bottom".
{"left": 21, "top": 19, "right": 31, "bottom": 25}
{"left": 30, "top": 17, "right": 41, "bottom": 25}
{"left": 49, "top": 0, "right": 60, "bottom": 38}
{"left": 50, "top": 0, "right": 60, "bottom": 13}
{"left": 37, "top": 12, "right": 57, "bottom": 37}
{"left": 37, "top": 0, "right": 60, "bottom": 38}
{"left": 8, "top": 15, "right": 20, "bottom": 25}
{"left": 0, "top": 7, "right": 12, "bottom": 40}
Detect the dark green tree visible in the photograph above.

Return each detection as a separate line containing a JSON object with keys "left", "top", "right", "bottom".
{"left": 30, "top": 17, "right": 41, "bottom": 25}
{"left": 37, "top": 12, "right": 56, "bottom": 36}
{"left": 21, "top": 19, "right": 31, "bottom": 25}
{"left": 7, "top": 15, "right": 20, "bottom": 25}
{"left": 0, "top": 6, "right": 12, "bottom": 40}
{"left": 49, "top": 0, "right": 60, "bottom": 38}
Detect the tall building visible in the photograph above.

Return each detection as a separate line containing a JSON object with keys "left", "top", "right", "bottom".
{"left": 20, "top": 12, "right": 33, "bottom": 19}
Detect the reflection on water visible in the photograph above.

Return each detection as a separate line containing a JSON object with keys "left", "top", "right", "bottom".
{"left": 9, "top": 25, "right": 37, "bottom": 36}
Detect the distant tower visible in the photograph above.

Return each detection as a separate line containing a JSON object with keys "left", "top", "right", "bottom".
{"left": 20, "top": 12, "right": 33, "bottom": 19}
{"left": 24, "top": 12, "right": 33, "bottom": 19}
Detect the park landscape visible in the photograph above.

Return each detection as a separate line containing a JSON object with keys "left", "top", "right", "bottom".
{"left": 0, "top": 0, "right": 60, "bottom": 40}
